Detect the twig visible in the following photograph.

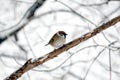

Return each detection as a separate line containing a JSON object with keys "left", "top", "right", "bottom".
{"left": 108, "top": 49, "right": 112, "bottom": 80}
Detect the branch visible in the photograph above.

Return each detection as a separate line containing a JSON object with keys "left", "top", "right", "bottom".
{"left": 5, "top": 15, "right": 120, "bottom": 80}
{"left": 0, "top": 0, "right": 46, "bottom": 44}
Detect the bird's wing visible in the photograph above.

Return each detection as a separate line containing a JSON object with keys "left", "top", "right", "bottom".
{"left": 49, "top": 34, "right": 57, "bottom": 43}
{"left": 45, "top": 33, "right": 58, "bottom": 46}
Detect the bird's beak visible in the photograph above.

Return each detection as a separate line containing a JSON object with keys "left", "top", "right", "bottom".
{"left": 65, "top": 33, "right": 68, "bottom": 35}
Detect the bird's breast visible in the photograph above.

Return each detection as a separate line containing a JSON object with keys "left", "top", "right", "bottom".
{"left": 51, "top": 37, "right": 66, "bottom": 48}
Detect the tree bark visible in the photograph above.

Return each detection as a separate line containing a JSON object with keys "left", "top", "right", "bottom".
{"left": 5, "top": 15, "right": 120, "bottom": 80}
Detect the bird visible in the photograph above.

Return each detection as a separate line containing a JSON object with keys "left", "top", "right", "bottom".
{"left": 45, "top": 31, "right": 67, "bottom": 49}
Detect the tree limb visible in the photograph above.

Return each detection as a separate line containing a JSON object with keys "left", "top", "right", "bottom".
{"left": 0, "top": 0, "right": 46, "bottom": 44}
{"left": 5, "top": 15, "right": 120, "bottom": 80}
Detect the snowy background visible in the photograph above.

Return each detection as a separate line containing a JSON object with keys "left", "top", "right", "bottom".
{"left": 0, "top": 0, "right": 120, "bottom": 80}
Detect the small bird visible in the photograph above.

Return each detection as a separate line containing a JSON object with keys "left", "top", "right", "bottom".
{"left": 45, "top": 31, "right": 67, "bottom": 49}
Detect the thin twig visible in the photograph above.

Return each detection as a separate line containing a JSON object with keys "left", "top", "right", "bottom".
{"left": 108, "top": 49, "right": 112, "bottom": 80}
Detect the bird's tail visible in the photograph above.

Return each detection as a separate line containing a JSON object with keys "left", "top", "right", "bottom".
{"left": 45, "top": 43, "right": 48, "bottom": 46}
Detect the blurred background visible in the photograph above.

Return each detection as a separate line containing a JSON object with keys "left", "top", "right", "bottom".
{"left": 0, "top": 0, "right": 120, "bottom": 80}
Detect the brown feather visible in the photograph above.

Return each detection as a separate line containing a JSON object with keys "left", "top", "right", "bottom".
{"left": 49, "top": 33, "right": 58, "bottom": 44}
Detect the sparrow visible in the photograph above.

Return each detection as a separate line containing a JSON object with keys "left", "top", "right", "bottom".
{"left": 45, "top": 31, "right": 67, "bottom": 49}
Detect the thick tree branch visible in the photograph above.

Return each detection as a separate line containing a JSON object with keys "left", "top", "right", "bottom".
{"left": 5, "top": 15, "right": 120, "bottom": 80}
